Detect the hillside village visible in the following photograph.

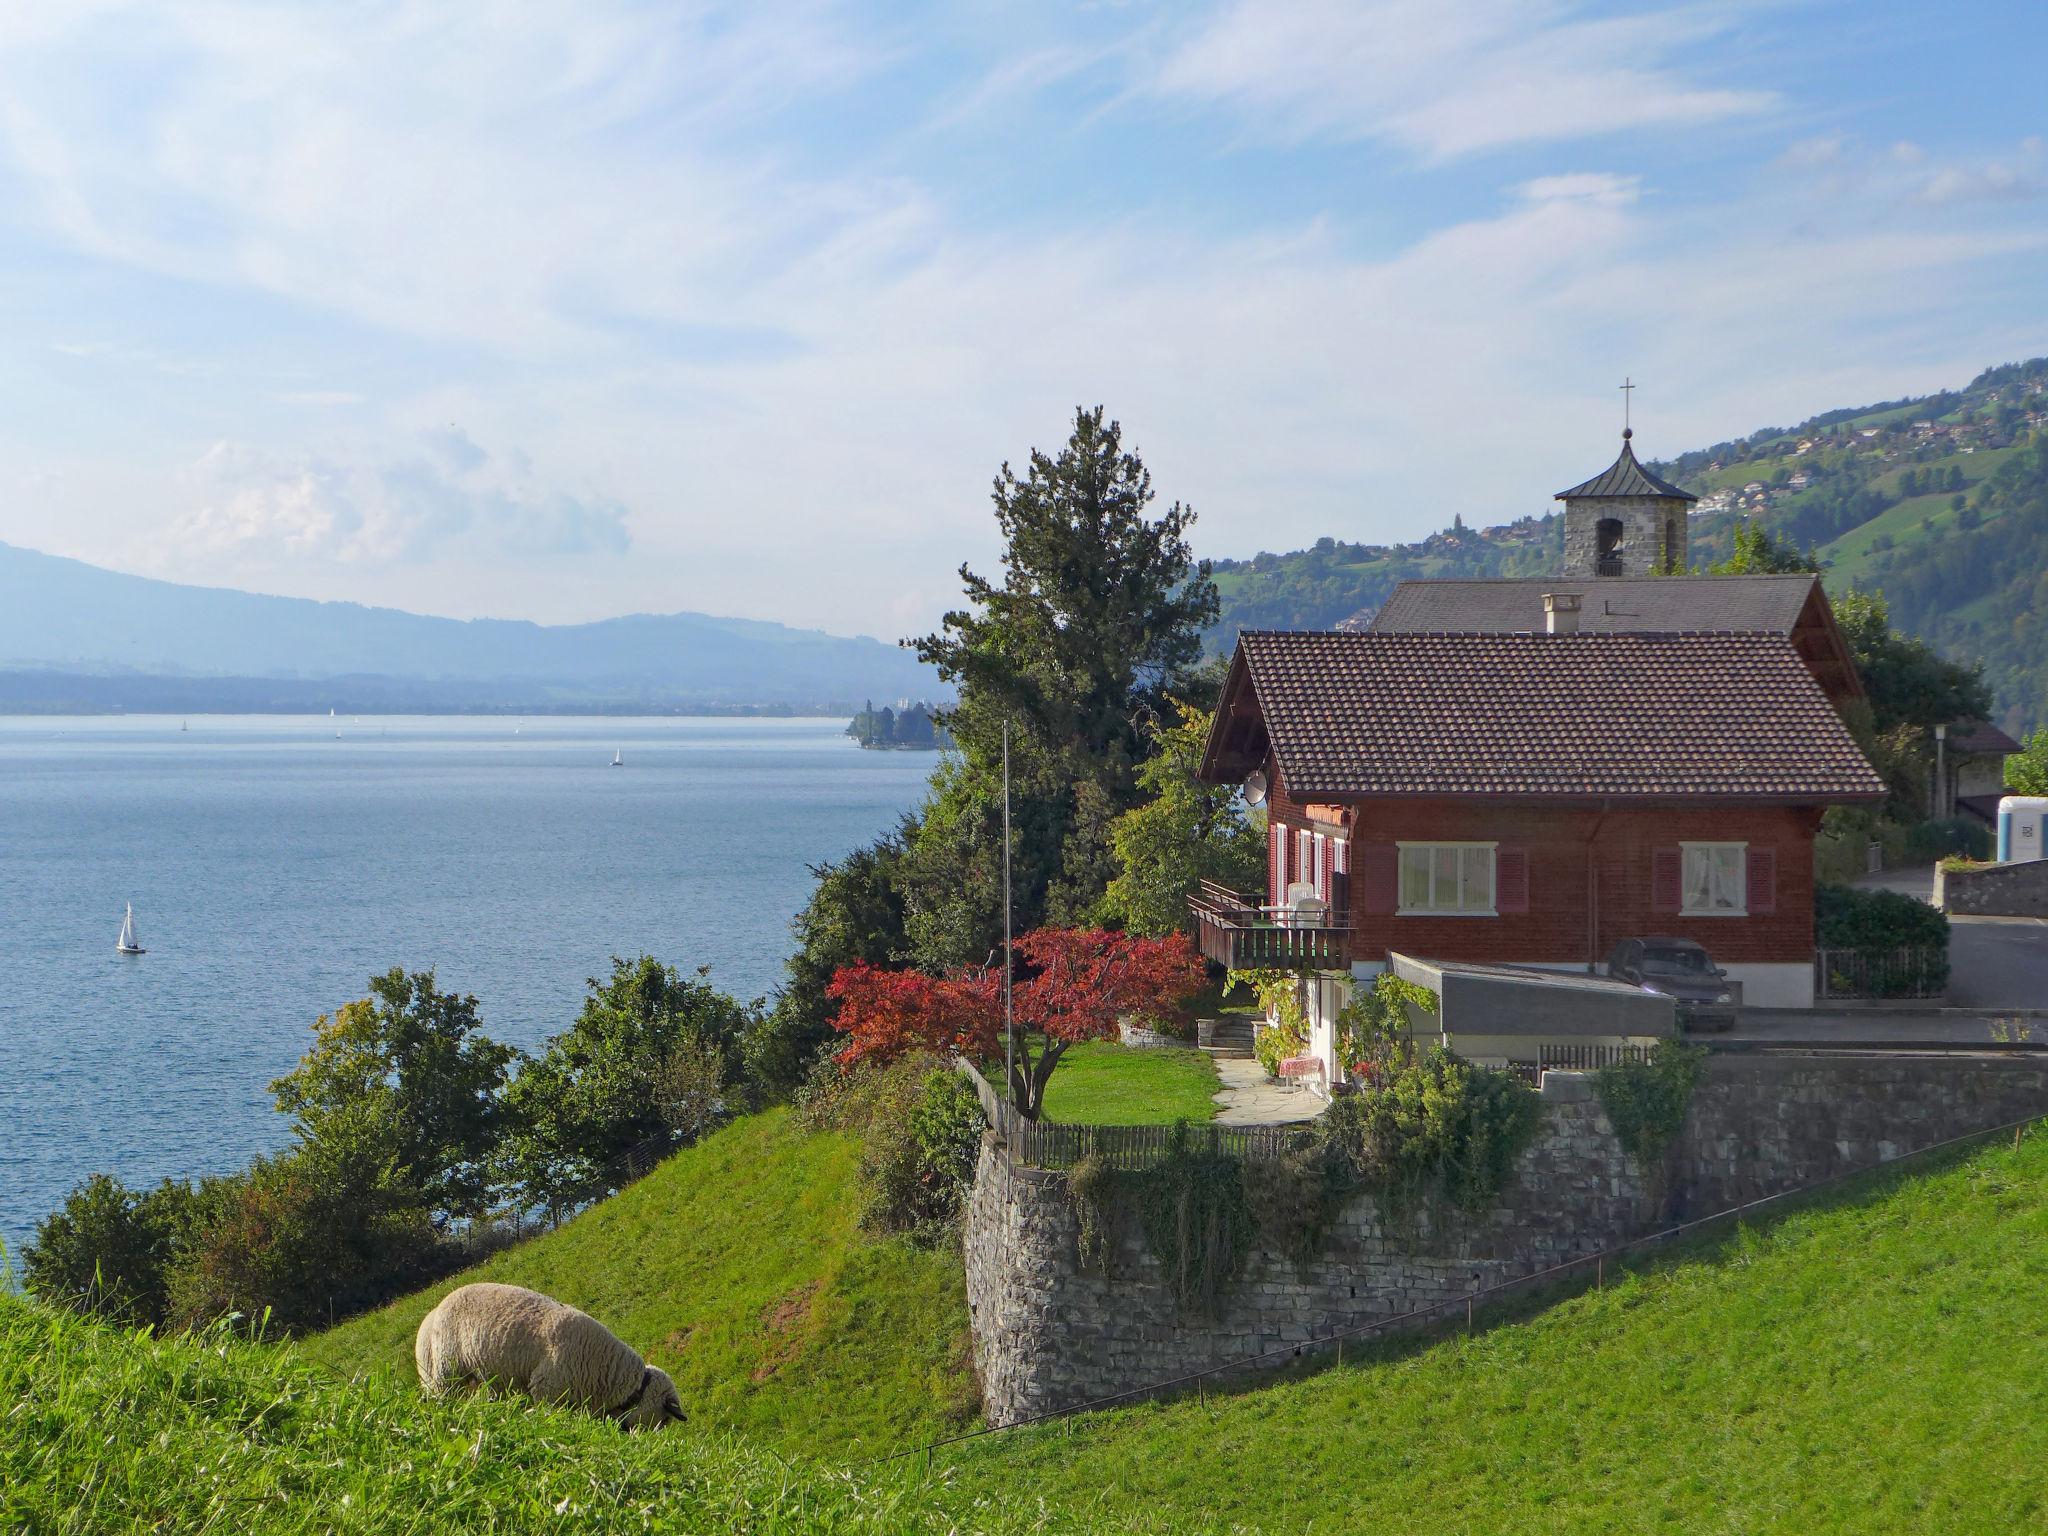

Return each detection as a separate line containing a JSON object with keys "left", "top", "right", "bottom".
{"left": 1212, "top": 357, "right": 2048, "bottom": 736}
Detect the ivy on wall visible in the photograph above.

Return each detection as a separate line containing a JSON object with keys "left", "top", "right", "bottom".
{"left": 1064, "top": 1047, "right": 1545, "bottom": 1310}
{"left": 1593, "top": 1040, "right": 1708, "bottom": 1168}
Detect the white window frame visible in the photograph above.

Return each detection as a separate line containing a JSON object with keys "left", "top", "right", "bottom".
{"left": 1680, "top": 841, "right": 1748, "bottom": 917}
{"left": 1395, "top": 841, "right": 1497, "bottom": 917}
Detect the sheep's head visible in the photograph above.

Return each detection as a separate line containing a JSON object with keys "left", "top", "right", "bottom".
{"left": 620, "top": 1365, "right": 686, "bottom": 1431}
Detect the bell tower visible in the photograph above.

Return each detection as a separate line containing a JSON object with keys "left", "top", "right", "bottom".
{"left": 1556, "top": 426, "right": 1698, "bottom": 578}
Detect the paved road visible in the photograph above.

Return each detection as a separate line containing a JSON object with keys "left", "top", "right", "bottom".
{"left": 1723, "top": 1010, "right": 2045, "bottom": 1044}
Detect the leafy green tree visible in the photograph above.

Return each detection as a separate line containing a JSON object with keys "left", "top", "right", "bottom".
{"left": 903, "top": 406, "right": 1219, "bottom": 964}
{"left": 1101, "top": 703, "right": 1266, "bottom": 935}
{"left": 1833, "top": 587, "right": 1993, "bottom": 732}
{"left": 500, "top": 956, "right": 758, "bottom": 1211}
{"left": 163, "top": 1132, "right": 440, "bottom": 1334}
{"left": 269, "top": 969, "right": 515, "bottom": 1223}
{"left": 2009, "top": 728, "right": 2048, "bottom": 795}
{"left": 750, "top": 836, "right": 911, "bottom": 1098}
{"left": 1707, "top": 518, "right": 1818, "bottom": 575}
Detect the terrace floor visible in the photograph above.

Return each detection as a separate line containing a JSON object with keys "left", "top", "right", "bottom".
{"left": 1212, "top": 1056, "right": 1327, "bottom": 1126}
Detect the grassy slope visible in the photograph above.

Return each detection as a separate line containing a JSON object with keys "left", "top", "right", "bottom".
{"left": 301, "top": 1110, "right": 974, "bottom": 1459}
{"left": 0, "top": 1294, "right": 1064, "bottom": 1536}
{"left": 938, "top": 1128, "right": 2048, "bottom": 1535}
{"left": 1038, "top": 1041, "right": 1220, "bottom": 1125}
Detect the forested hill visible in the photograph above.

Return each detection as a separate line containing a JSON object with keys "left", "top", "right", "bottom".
{"left": 1209, "top": 357, "right": 2048, "bottom": 733}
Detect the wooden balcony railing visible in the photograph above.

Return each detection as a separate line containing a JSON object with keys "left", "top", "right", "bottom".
{"left": 1188, "top": 880, "right": 1350, "bottom": 971}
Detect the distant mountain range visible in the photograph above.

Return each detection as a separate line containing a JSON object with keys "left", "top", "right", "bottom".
{"left": 1211, "top": 356, "right": 2048, "bottom": 734}
{"left": 0, "top": 542, "right": 943, "bottom": 714}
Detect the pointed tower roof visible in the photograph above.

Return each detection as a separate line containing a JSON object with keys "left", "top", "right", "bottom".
{"left": 1554, "top": 430, "right": 1697, "bottom": 502}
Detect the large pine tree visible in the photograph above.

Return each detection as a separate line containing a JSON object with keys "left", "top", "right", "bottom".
{"left": 900, "top": 406, "right": 1218, "bottom": 970}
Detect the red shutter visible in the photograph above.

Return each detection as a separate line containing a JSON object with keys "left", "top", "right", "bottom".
{"left": 1269, "top": 823, "right": 1283, "bottom": 908}
{"left": 1746, "top": 847, "right": 1777, "bottom": 914}
{"left": 1357, "top": 844, "right": 1398, "bottom": 915}
{"left": 1496, "top": 848, "right": 1529, "bottom": 914}
{"left": 1651, "top": 847, "right": 1683, "bottom": 914}
{"left": 1317, "top": 836, "right": 1332, "bottom": 903}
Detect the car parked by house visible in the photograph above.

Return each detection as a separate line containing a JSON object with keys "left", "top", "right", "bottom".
{"left": 1605, "top": 937, "right": 1739, "bottom": 1029}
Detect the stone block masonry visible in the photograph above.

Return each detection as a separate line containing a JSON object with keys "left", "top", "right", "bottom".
{"left": 964, "top": 1054, "right": 2048, "bottom": 1425}
{"left": 1935, "top": 858, "right": 2048, "bottom": 918}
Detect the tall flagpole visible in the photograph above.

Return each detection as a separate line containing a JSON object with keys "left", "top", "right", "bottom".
{"left": 1002, "top": 719, "right": 1014, "bottom": 1104}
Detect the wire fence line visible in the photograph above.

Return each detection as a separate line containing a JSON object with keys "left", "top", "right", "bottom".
{"left": 876, "top": 1108, "right": 2048, "bottom": 1467}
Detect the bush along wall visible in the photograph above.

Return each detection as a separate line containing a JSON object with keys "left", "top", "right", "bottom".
{"left": 1063, "top": 1049, "right": 1543, "bottom": 1313}
{"left": 1815, "top": 882, "right": 1952, "bottom": 996}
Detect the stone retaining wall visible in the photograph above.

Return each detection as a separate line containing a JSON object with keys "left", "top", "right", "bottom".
{"left": 965, "top": 1054, "right": 2048, "bottom": 1425}
{"left": 1935, "top": 858, "right": 2048, "bottom": 917}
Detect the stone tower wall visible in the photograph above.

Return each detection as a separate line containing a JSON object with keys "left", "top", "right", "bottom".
{"left": 1561, "top": 494, "right": 1687, "bottom": 577}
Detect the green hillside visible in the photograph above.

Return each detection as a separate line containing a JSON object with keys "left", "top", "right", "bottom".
{"left": 17, "top": 1103, "right": 2048, "bottom": 1532}
{"left": 0, "top": 1291, "right": 1044, "bottom": 1536}
{"left": 300, "top": 1109, "right": 976, "bottom": 1459}
{"left": 936, "top": 1125, "right": 2048, "bottom": 1534}
{"left": 1211, "top": 357, "right": 2048, "bottom": 731}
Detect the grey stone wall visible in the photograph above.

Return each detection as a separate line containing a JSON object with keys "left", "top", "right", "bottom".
{"left": 965, "top": 1054, "right": 2048, "bottom": 1424}
{"left": 1935, "top": 858, "right": 2048, "bottom": 917}
{"left": 1561, "top": 495, "right": 1686, "bottom": 578}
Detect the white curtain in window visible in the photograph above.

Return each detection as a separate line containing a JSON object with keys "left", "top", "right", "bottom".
{"left": 1683, "top": 845, "right": 1746, "bottom": 913}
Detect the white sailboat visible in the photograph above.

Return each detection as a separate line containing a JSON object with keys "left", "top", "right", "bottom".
{"left": 610, "top": 747, "right": 624, "bottom": 767}
{"left": 116, "top": 902, "right": 145, "bottom": 955}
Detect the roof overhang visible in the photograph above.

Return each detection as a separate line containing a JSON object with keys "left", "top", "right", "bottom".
{"left": 1198, "top": 645, "right": 1269, "bottom": 784}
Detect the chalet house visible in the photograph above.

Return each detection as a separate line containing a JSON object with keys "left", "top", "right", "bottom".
{"left": 1192, "top": 432, "right": 1887, "bottom": 1083}
{"left": 1936, "top": 719, "right": 2024, "bottom": 825}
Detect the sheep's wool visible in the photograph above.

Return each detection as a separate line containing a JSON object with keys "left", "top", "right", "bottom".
{"left": 415, "top": 1282, "right": 683, "bottom": 1430}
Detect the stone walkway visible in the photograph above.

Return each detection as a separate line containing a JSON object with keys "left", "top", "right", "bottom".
{"left": 1211, "top": 1055, "right": 1327, "bottom": 1126}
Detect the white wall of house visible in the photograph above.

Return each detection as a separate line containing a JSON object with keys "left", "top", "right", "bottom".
{"left": 1718, "top": 962, "right": 1814, "bottom": 1009}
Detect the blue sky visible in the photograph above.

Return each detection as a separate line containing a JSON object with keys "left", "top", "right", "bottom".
{"left": 1, "top": 1, "right": 2045, "bottom": 640}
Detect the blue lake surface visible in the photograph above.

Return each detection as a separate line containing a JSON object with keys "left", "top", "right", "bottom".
{"left": 0, "top": 715, "right": 929, "bottom": 1255}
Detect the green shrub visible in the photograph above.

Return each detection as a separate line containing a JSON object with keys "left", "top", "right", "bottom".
{"left": 1319, "top": 1048, "right": 1543, "bottom": 1217}
{"left": 792, "top": 1054, "right": 984, "bottom": 1243}
{"left": 1900, "top": 816, "right": 1993, "bottom": 863}
{"left": 1230, "top": 968, "right": 1308, "bottom": 1079}
{"left": 1593, "top": 1040, "right": 1708, "bottom": 1169}
{"left": 162, "top": 1136, "right": 446, "bottom": 1335}
{"left": 22, "top": 1175, "right": 187, "bottom": 1328}
{"left": 1816, "top": 882, "right": 1951, "bottom": 950}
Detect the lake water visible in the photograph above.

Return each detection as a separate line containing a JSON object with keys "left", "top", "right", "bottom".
{"left": 0, "top": 716, "right": 929, "bottom": 1256}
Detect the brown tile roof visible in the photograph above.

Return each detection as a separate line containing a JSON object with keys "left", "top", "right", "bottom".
{"left": 1947, "top": 718, "right": 2023, "bottom": 756}
{"left": 1235, "top": 629, "right": 1886, "bottom": 802}
{"left": 1367, "top": 574, "right": 1819, "bottom": 636}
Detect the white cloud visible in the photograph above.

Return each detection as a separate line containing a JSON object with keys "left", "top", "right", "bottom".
{"left": 167, "top": 435, "right": 631, "bottom": 568}
{"left": 1517, "top": 172, "right": 1642, "bottom": 207}
{"left": 1144, "top": 0, "right": 1774, "bottom": 159}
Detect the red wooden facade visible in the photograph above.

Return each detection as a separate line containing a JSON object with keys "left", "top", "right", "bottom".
{"left": 1262, "top": 757, "right": 1821, "bottom": 971}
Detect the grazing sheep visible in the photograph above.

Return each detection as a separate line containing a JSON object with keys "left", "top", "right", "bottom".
{"left": 415, "top": 1282, "right": 685, "bottom": 1430}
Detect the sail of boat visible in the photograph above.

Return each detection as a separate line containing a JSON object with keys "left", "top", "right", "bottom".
{"left": 116, "top": 902, "right": 145, "bottom": 955}
{"left": 611, "top": 747, "right": 624, "bottom": 767}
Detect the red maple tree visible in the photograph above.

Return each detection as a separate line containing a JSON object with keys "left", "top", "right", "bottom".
{"left": 826, "top": 927, "right": 1204, "bottom": 1120}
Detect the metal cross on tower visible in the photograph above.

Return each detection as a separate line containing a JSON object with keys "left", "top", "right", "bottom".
{"left": 1620, "top": 376, "right": 1636, "bottom": 434}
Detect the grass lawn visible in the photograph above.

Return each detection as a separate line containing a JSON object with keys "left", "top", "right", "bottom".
{"left": 0, "top": 1292, "right": 1065, "bottom": 1536}
{"left": 301, "top": 1109, "right": 975, "bottom": 1458}
{"left": 934, "top": 1126, "right": 2048, "bottom": 1534}
{"left": 1036, "top": 1040, "right": 1220, "bottom": 1125}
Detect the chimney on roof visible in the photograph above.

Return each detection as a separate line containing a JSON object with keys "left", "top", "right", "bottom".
{"left": 1543, "top": 592, "right": 1583, "bottom": 635}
